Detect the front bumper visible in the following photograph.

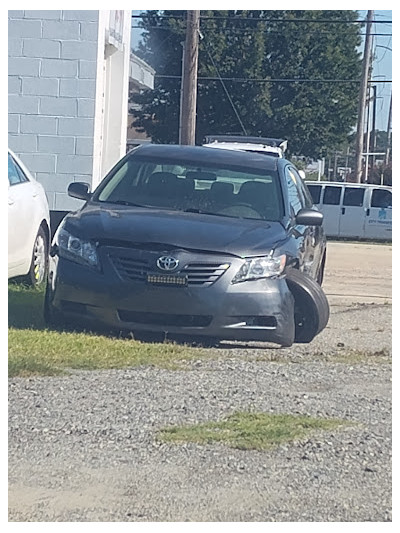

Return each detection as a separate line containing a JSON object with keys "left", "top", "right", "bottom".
{"left": 47, "top": 251, "right": 295, "bottom": 346}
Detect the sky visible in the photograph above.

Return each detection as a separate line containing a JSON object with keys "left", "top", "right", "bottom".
{"left": 131, "top": 9, "right": 392, "bottom": 132}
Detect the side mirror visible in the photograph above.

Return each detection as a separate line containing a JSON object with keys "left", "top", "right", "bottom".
{"left": 68, "top": 182, "right": 91, "bottom": 201}
{"left": 296, "top": 208, "right": 323, "bottom": 226}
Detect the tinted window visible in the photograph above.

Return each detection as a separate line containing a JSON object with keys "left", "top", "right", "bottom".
{"left": 95, "top": 155, "right": 283, "bottom": 221}
{"left": 307, "top": 184, "right": 322, "bottom": 205}
{"left": 8, "top": 153, "right": 28, "bottom": 186}
{"left": 371, "top": 189, "right": 392, "bottom": 208}
{"left": 343, "top": 187, "right": 365, "bottom": 207}
{"left": 285, "top": 168, "right": 304, "bottom": 215}
{"left": 323, "top": 186, "right": 341, "bottom": 205}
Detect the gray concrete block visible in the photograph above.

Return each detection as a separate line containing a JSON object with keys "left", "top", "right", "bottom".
{"left": 8, "top": 39, "right": 23, "bottom": 57}
{"left": 40, "top": 58, "right": 78, "bottom": 78}
{"left": 54, "top": 191, "right": 86, "bottom": 211}
{"left": 18, "top": 152, "right": 56, "bottom": 173}
{"left": 8, "top": 19, "right": 42, "bottom": 38}
{"left": 8, "top": 57, "right": 40, "bottom": 76}
{"left": 75, "top": 137, "right": 94, "bottom": 156}
{"left": 58, "top": 117, "right": 94, "bottom": 136}
{"left": 20, "top": 115, "right": 57, "bottom": 134}
{"left": 8, "top": 133, "right": 37, "bottom": 153}
{"left": 61, "top": 40, "right": 97, "bottom": 61}
{"left": 77, "top": 98, "right": 95, "bottom": 118}
{"left": 78, "top": 60, "right": 97, "bottom": 79}
{"left": 8, "top": 115, "right": 20, "bottom": 134}
{"left": 22, "top": 38, "right": 61, "bottom": 59}
{"left": 38, "top": 135, "right": 75, "bottom": 154}
{"left": 59, "top": 78, "right": 96, "bottom": 98}
{"left": 8, "top": 76, "right": 22, "bottom": 95}
{"left": 24, "top": 11, "right": 62, "bottom": 20}
{"left": 39, "top": 96, "right": 77, "bottom": 117}
{"left": 62, "top": 11, "right": 98, "bottom": 22}
{"left": 8, "top": 94, "right": 39, "bottom": 114}
{"left": 42, "top": 20, "right": 80, "bottom": 40}
{"left": 57, "top": 154, "right": 93, "bottom": 174}
{"left": 22, "top": 77, "right": 59, "bottom": 97}
{"left": 80, "top": 22, "right": 99, "bottom": 41}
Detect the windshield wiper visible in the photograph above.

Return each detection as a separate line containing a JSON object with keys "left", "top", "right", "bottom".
{"left": 106, "top": 200, "right": 150, "bottom": 208}
{"left": 183, "top": 208, "right": 237, "bottom": 219}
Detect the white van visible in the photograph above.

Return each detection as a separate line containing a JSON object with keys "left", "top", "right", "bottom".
{"left": 305, "top": 181, "right": 392, "bottom": 241}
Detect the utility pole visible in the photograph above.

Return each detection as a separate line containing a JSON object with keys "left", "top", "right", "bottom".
{"left": 179, "top": 10, "right": 200, "bottom": 145}
{"left": 385, "top": 93, "right": 392, "bottom": 166}
{"left": 354, "top": 10, "right": 374, "bottom": 183}
{"left": 370, "top": 85, "right": 377, "bottom": 169}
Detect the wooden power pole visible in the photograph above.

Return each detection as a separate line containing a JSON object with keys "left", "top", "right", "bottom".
{"left": 179, "top": 10, "right": 200, "bottom": 145}
{"left": 354, "top": 10, "right": 374, "bottom": 183}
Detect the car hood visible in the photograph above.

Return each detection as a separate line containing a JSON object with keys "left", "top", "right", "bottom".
{"left": 64, "top": 204, "right": 288, "bottom": 257}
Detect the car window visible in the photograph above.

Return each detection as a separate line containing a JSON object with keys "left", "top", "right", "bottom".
{"left": 371, "top": 189, "right": 392, "bottom": 208}
{"left": 95, "top": 155, "right": 284, "bottom": 221}
{"left": 323, "top": 186, "right": 342, "bottom": 205}
{"left": 8, "top": 153, "right": 29, "bottom": 186}
{"left": 285, "top": 167, "right": 305, "bottom": 215}
{"left": 343, "top": 187, "right": 365, "bottom": 207}
{"left": 307, "top": 184, "right": 322, "bottom": 205}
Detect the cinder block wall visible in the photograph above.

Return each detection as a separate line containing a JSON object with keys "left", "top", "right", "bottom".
{"left": 8, "top": 10, "right": 99, "bottom": 213}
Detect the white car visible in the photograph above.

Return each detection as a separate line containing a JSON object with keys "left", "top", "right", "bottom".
{"left": 8, "top": 149, "right": 50, "bottom": 285}
{"left": 203, "top": 135, "right": 288, "bottom": 158}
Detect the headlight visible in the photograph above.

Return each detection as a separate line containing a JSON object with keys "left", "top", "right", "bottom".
{"left": 232, "top": 254, "right": 286, "bottom": 284}
{"left": 54, "top": 226, "right": 99, "bottom": 269}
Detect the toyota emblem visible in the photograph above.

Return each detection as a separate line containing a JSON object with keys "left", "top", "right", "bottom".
{"left": 157, "top": 256, "right": 179, "bottom": 271}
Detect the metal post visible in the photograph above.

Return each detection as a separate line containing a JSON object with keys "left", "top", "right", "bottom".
{"left": 354, "top": 10, "right": 374, "bottom": 183}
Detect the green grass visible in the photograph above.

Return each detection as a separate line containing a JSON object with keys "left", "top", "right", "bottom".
{"left": 8, "top": 283, "right": 206, "bottom": 377}
{"left": 158, "top": 411, "right": 349, "bottom": 451}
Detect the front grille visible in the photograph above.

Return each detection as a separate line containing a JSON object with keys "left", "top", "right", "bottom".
{"left": 109, "top": 252, "right": 229, "bottom": 286}
{"left": 118, "top": 310, "right": 213, "bottom": 327}
{"left": 110, "top": 256, "right": 150, "bottom": 282}
{"left": 183, "top": 263, "right": 229, "bottom": 286}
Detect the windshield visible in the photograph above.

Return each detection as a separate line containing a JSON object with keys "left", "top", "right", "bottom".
{"left": 94, "top": 155, "right": 283, "bottom": 221}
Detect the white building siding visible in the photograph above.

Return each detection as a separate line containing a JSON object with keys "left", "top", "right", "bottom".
{"left": 8, "top": 10, "right": 131, "bottom": 214}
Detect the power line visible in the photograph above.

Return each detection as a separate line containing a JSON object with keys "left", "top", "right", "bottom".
{"left": 131, "top": 25, "right": 392, "bottom": 37}
{"left": 155, "top": 75, "right": 392, "bottom": 84}
{"left": 131, "top": 14, "right": 392, "bottom": 24}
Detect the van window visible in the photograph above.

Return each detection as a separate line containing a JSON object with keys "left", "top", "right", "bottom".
{"left": 323, "top": 186, "right": 341, "bottom": 205}
{"left": 343, "top": 187, "right": 365, "bottom": 207}
{"left": 371, "top": 189, "right": 392, "bottom": 208}
{"left": 307, "top": 184, "right": 322, "bottom": 205}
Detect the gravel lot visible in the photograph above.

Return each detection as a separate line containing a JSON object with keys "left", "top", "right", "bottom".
{"left": 8, "top": 242, "right": 392, "bottom": 522}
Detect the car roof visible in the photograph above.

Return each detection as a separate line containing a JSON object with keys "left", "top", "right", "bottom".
{"left": 131, "top": 144, "right": 279, "bottom": 172}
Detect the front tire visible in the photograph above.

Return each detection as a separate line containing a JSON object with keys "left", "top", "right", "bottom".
{"left": 285, "top": 268, "right": 330, "bottom": 343}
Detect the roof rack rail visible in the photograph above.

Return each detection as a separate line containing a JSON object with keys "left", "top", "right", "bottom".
{"left": 204, "top": 135, "right": 287, "bottom": 152}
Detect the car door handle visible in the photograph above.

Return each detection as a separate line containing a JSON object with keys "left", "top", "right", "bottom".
{"left": 8, "top": 198, "right": 15, "bottom": 206}
{"left": 366, "top": 208, "right": 370, "bottom": 216}
{"left": 341, "top": 207, "right": 345, "bottom": 215}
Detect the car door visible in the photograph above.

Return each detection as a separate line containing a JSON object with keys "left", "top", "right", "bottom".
{"left": 364, "top": 187, "right": 392, "bottom": 240}
{"left": 338, "top": 186, "right": 366, "bottom": 238}
{"left": 8, "top": 153, "right": 38, "bottom": 276}
{"left": 320, "top": 185, "right": 343, "bottom": 237}
{"left": 285, "top": 166, "right": 321, "bottom": 279}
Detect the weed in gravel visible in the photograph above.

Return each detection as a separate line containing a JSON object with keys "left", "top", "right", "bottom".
{"left": 158, "top": 411, "right": 349, "bottom": 450}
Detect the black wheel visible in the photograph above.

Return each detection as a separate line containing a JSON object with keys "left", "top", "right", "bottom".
{"left": 285, "top": 267, "right": 330, "bottom": 343}
{"left": 25, "top": 226, "right": 48, "bottom": 286}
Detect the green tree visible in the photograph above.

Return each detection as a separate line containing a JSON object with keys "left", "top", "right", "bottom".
{"left": 131, "top": 10, "right": 362, "bottom": 158}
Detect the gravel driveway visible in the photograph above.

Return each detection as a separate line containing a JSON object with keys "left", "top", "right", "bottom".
{"left": 8, "top": 243, "right": 392, "bottom": 522}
